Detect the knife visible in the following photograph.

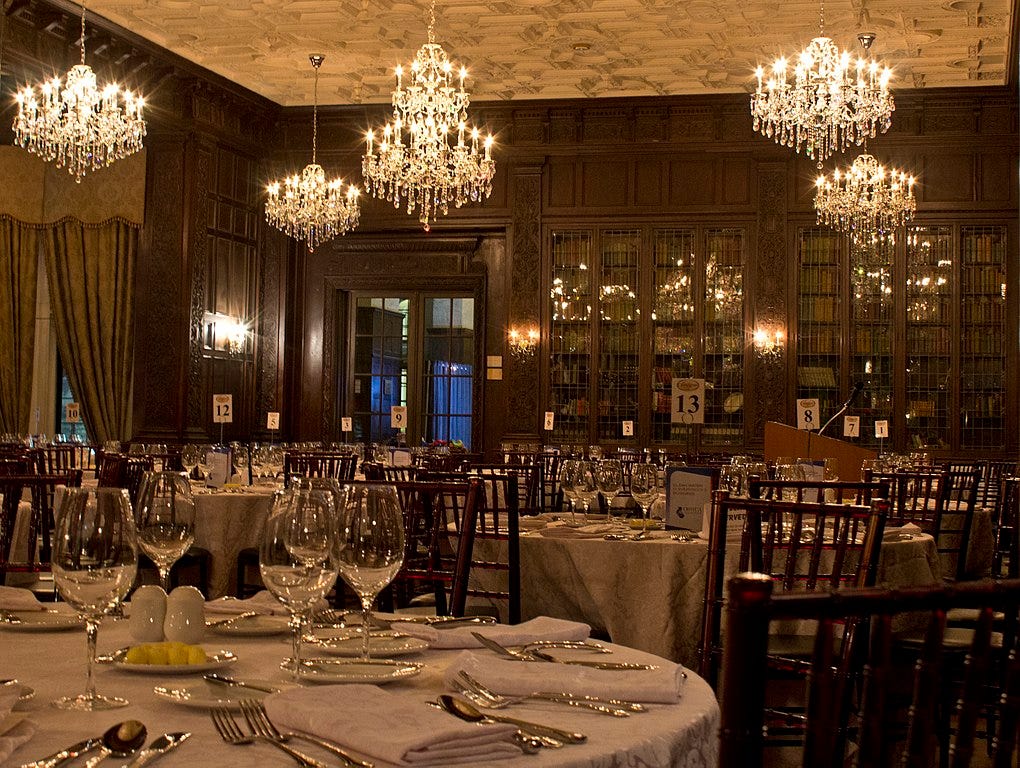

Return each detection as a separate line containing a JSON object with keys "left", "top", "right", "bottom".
{"left": 18, "top": 737, "right": 102, "bottom": 768}
{"left": 203, "top": 673, "right": 279, "bottom": 693}
{"left": 121, "top": 732, "right": 190, "bottom": 768}
{"left": 529, "top": 649, "right": 658, "bottom": 670}
{"left": 206, "top": 610, "right": 258, "bottom": 628}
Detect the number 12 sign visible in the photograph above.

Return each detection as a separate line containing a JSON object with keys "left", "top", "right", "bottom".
{"left": 672, "top": 379, "right": 705, "bottom": 424}
{"left": 212, "top": 394, "right": 233, "bottom": 423}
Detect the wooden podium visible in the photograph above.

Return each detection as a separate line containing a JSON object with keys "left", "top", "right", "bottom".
{"left": 764, "top": 422, "right": 876, "bottom": 482}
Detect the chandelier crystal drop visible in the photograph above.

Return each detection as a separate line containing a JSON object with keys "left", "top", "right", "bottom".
{"left": 750, "top": 0, "right": 894, "bottom": 166}
{"left": 12, "top": 1, "right": 145, "bottom": 182}
{"left": 265, "top": 54, "right": 360, "bottom": 251}
{"left": 814, "top": 153, "right": 916, "bottom": 243}
{"left": 362, "top": 0, "right": 495, "bottom": 231}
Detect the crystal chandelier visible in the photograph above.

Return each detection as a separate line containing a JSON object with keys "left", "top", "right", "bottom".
{"left": 814, "top": 153, "right": 916, "bottom": 243}
{"left": 750, "top": 1, "right": 894, "bottom": 166}
{"left": 265, "top": 55, "right": 360, "bottom": 252}
{"left": 12, "top": 1, "right": 145, "bottom": 182}
{"left": 362, "top": 0, "right": 495, "bottom": 231}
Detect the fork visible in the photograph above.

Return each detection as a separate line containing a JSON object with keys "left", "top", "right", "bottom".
{"left": 239, "top": 699, "right": 374, "bottom": 768}
{"left": 457, "top": 670, "right": 642, "bottom": 715}
{"left": 209, "top": 704, "right": 328, "bottom": 767}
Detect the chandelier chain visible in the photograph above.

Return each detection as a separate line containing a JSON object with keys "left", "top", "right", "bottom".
{"left": 818, "top": 0, "right": 824, "bottom": 37}
{"left": 311, "top": 58, "right": 319, "bottom": 165}
{"left": 80, "top": 1, "right": 87, "bottom": 66}
{"left": 427, "top": 0, "right": 436, "bottom": 45}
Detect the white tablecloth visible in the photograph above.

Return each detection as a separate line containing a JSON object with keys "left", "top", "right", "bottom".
{"left": 4, "top": 610, "right": 720, "bottom": 768}
{"left": 515, "top": 523, "right": 942, "bottom": 667}
{"left": 191, "top": 486, "right": 276, "bottom": 598}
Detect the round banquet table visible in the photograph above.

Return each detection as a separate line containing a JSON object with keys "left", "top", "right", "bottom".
{"left": 514, "top": 519, "right": 945, "bottom": 667}
{"left": 3, "top": 609, "right": 720, "bottom": 768}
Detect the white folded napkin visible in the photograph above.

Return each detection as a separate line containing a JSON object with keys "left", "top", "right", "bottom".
{"left": 0, "top": 587, "right": 45, "bottom": 612}
{"left": 392, "top": 616, "right": 590, "bottom": 650}
{"left": 205, "top": 591, "right": 289, "bottom": 615}
{"left": 537, "top": 523, "right": 620, "bottom": 539}
{"left": 0, "top": 684, "right": 35, "bottom": 764}
{"left": 264, "top": 684, "right": 520, "bottom": 765}
{"left": 445, "top": 650, "right": 686, "bottom": 704}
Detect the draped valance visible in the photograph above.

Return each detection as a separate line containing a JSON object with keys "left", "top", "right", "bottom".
{"left": 0, "top": 146, "right": 146, "bottom": 226}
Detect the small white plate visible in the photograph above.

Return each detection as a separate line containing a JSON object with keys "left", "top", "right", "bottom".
{"left": 207, "top": 615, "right": 290, "bottom": 637}
{"left": 316, "top": 632, "right": 429, "bottom": 657}
{"left": 0, "top": 611, "right": 83, "bottom": 632}
{"left": 293, "top": 658, "right": 423, "bottom": 685}
{"left": 108, "top": 649, "right": 238, "bottom": 675}
{"left": 154, "top": 679, "right": 288, "bottom": 709}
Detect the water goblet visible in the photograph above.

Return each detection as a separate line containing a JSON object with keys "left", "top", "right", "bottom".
{"left": 260, "top": 487, "right": 341, "bottom": 679}
{"left": 572, "top": 460, "right": 599, "bottom": 522}
{"left": 558, "top": 459, "right": 581, "bottom": 525}
{"left": 231, "top": 442, "right": 250, "bottom": 485}
{"left": 52, "top": 487, "right": 137, "bottom": 710}
{"left": 595, "top": 459, "right": 623, "bottom": 520}
{"left": 630, "top": 464, "right": 661, "bottom": 535}
{"left": 336, "top": 483, "right": 405, "bottom": 660}
{"left": 180, "top": 443, "right": 203, "bottom": 480}
{"left": 135, "top": 471, "right": 196, "bottom": 592}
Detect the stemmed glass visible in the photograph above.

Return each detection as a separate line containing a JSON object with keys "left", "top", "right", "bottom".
{"left": 135, "top": 471, "right": 196, "bottom": 591}
{"left": 231, "top": 443, "right": 250, "bottom": 485}
{"left": 630, "top": 464, "right": 661, "bottom": 536}
{"left": 52, "top": 487, "right": 137, "bottom": 710}
{"left": 336, "top": 484, "right": 405, "bottom": 661}
{"left": 595, "top": 459, "right": 623, "bottom": 521}
{"left": 180, "top": 444, "right": 202, "bottom": 480}
{"left": 572, "top": 460, "right": 599, "bottom": 522}
{"left": 260, "top": 487, "right": 341, "bottom": 679}
{"left": 558, "top": 459, "right": 581, "bottom": 525}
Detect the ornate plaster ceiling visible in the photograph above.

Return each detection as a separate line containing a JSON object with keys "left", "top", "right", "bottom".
{"left": 81, "top": 0, "right": 1013, "bottom": 106}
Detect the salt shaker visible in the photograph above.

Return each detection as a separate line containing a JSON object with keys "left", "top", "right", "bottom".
{"left": 129, "top": 584, "right": 167, "bottom": 642}
{"left": 163, "top": 586, "right": 206, "bottom": 644}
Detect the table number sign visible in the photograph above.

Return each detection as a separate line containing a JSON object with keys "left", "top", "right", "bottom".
{"left": 665, "top": 466, "right": 715, "bottom": 532}
{"left": 390, "top": 406, "right": 407, "bottom": 429}
{"left": 341, "top": 417, "right": 353, "bottom": 433}
{"left": 622, "top": 420, "right": 634, "bottom": 436}
{"left": 796, "top": 399, "right": 818, "bottom": 431}
{"left": 671, "top": 378, "right": 705, "bottom": 424}
{"left": 266, "top": 411, "right": 280, "bottom": 430}
{"left": 875, "top": 420, "right": 889, "bottom": 438}
{"left": 64, "top": 402, "right": 80, "bottom": 423}
{"left": 212, "top": 394, "right": 233, "bottom": 423}
{"left": 843, "top": 415, "right": 860, "bottom": 437}
{"left": 544, "top": 411, "right": 555, "bottom": 431}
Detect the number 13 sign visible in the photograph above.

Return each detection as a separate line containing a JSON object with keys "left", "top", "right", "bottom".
{"left": 672, "top": 379, "right": 705, "bottom": 424}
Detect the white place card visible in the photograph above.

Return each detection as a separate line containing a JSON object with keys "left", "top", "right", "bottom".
{"left": 544, "top": 411, "right": 555, "bottom": 431}
{"left": 390, "top": 406, "right": 407, "bottom": 429}
{"left": 64, "top": 402, "right": 80, "bottom": 423}
{"left": 266, "top": 411, "right": 280, "bottom": 430}
{"left": 671, "top": 378, "right": 705, "bottom": 424}
{"left": 666, "top": 466, "right": 715, "bottom": 532}
{"left": 875, "top": 420, "right": 889, "bottom": 438}
{"left": 843, "top": 415, "right": 860, "bottom": 437}
{"left": 796, "top": 399, "right": 818, "bottom": 431}
{"left": 622, "top": 420, "right": 634, "bottom": 436}
{"left": 212, "top": 394, "right": 233, "bottom": 423}
{"left": 205, "top": 446, "right": 231, "bottom": 488}
{"left": 341, "top": 417, "right": 353, "bottom": 433}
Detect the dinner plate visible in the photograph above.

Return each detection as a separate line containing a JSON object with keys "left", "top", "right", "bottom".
{"left": 154, "top": 679, "right": 288, "bottom": 709}
{"left": 293, "top": 658, "right": 423, "bottom": 685}
{"left": 106, "top": 648, "right": 238, "bottom": 675}
{"left": 0, "top": 611, "right": 83, "bottom": 632}
{"left": 315, "top": 632, "right": 429, "bottom": 657}
{"left": 207, "top": 615, "right": 290, "bottom": 637}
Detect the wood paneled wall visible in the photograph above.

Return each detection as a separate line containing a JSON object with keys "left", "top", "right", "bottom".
{"left": 2, "top": 4, "right": 1016, "bottom": 452}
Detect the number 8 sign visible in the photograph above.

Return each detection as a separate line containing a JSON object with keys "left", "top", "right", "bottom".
{"left": 797, "top": 399, "right": 817, "bottom": 431}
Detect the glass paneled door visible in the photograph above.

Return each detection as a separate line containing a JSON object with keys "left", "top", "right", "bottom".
{"left": 348, "top": 294, "right": 476, "bottom": 449}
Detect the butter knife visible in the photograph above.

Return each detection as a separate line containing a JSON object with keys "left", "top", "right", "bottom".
{"left": 206, "top": 610, "right": 257, "bottom": 628}
{"left": 203, "top": 673, "right": 278, "bottom": 693}
{"left": 529, "top": 649, "right": 658, "bottom": 670}
{"left": 121, "top": 732, "right": 190, "bottom": 768}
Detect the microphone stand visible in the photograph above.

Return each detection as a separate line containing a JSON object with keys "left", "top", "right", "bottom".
{"left": 819, "top": 384, "right": 863, "bottom": 436}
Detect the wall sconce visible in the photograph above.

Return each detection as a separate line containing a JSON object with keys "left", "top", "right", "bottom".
{"left": 204, "top": 311, "right": 251, "bottom": 357}
{"left": 507, "top": 325, "right": 540, "bottom": 357}
{"left": 752, "top": 327, "right": 784, "bottom": 358}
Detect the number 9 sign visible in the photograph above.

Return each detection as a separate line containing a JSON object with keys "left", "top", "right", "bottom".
{"left": 672, "top": 379, "right": 705, "bottom": 424}
{"left": 390, "top": 406, "right": 407, "bottom": 429}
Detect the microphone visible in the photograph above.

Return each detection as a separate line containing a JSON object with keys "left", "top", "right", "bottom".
{"left": 818, "top": 382, "right": 864, "bottom": 436}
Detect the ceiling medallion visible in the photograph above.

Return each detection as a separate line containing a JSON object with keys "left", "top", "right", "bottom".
{"left": 265, "top": 55, "right": 360, "bottom": 252}
{"left": 750, "top": 0, "right": 894, "bottom": 167}
{"left": 814, "top": 153, "right": 917, "bottom": 244}
{"left": 362, "top": 0, "right": 495, "bottom": 231}
{"left": 12, "top": 1, "right": 145, "bottom": 182}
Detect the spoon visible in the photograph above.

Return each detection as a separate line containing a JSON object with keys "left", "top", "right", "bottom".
{"left": 83, "top": 720, "right": 147, "bottom": 768}
{"left": 436, "top": 694, "right": 586, "bottom": 745}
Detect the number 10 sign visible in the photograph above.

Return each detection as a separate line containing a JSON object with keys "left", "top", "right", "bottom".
{"left": 672, "top": 378, "right": 705, "bottom": 424}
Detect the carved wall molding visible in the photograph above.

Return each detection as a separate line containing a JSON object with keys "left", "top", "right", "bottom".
{"left": 186, "top": 140, "right": 212, "bottom": 432}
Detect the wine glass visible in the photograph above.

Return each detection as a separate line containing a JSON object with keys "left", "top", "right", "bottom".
{"left": 572, "top": 460, "right": 599, "bottom": 522}
{"left": 135, "top": 471, "right": 196, "bottom": 591}
{"left": 558, "top": 459, "right": 581, "bottom": 525}
{"left": 336, "top": 483, "right": 405, "bottom": 660}
{"left": 260, "top": 487, "right": 341, "bottom": 679}
{"left": 180, "top": 443, "right": 202, "bottom": 480}
{"left": 195, "top": 444, "right": 212, "bottom": 483}
{"left": 595, "top": 459, "right": 623, "bottom": 520}
{"left": 630, "top": 464, "right": 661, "bottom": 536}
{"left": 52, "top": 487, "right": 137, "bottom": 710}
{"left": 231, "top": 442, "right": 250, "bottom": 485}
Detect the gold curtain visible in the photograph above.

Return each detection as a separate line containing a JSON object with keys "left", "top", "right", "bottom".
{"left": 44, "top": 220, "right": 137, "bottom": 443}
{"left": 0, "top": 219, "right": 39, "bottom": 434}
